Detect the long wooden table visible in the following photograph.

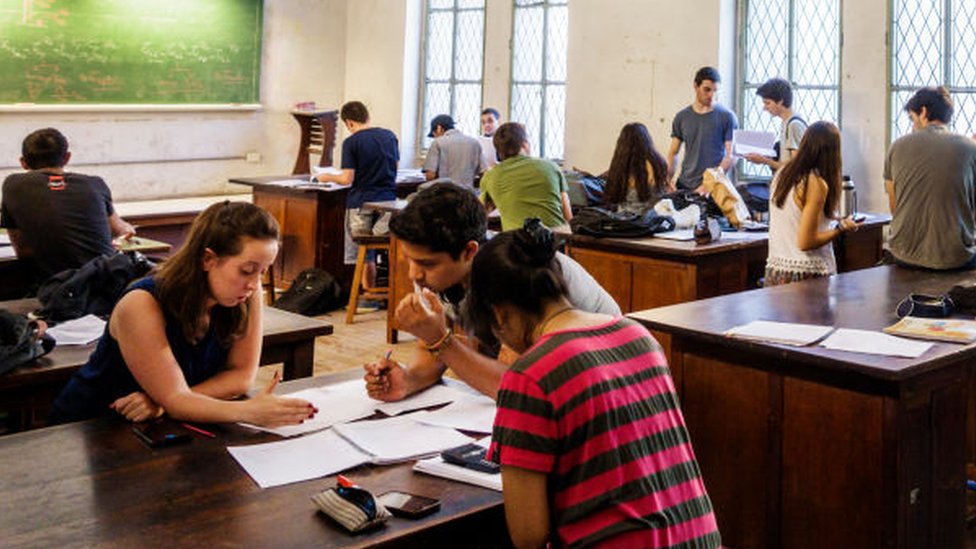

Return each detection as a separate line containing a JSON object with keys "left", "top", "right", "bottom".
{"left": 0, "top": 233, "right": 172, "bottom": 300}
{"left": 230, "top": 176, "right": 423, "bottom": 292}
{"left": 0, "top": 370, "right": 507, "bottom": 548}
{"left": 565, "top": 213, "right": 889, "bottom": 312}
{"left": 630, "top": 265, "right": 974, "bottom": 548}
{"left": 1, "top": 300, "right": 333, "bottom": 430}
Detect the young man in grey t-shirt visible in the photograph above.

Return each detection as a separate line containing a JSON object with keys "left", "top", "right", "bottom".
{"left": 667, "top": 66, "right": 738, "bottom": 192}
{"left": 885, "top": 86, "right": 976, "bottom": 270}
{"left": 744, "top": 77, "right": 807, "bottom": 173}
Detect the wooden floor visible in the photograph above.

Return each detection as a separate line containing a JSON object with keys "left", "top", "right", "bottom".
{"left": 256, "top": 306, "right": 424, "bottom": 386}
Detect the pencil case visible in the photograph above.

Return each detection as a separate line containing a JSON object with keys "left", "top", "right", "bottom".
{"left": 311, "top": 485, "right": 390, "bottom": 533}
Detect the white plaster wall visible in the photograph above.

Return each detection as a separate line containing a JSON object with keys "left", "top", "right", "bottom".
{"left": 840, "top": 0, "right": 890, "bottom": 214}
{"left": 482, "top": 1, "right": 514, "bottom": 122}
{"left": 563, "top": 0, "right": 732, "bottom": 174}
{"left": 0, "top": 0, "right": 347, "bottom": 202}
{"left": 343, "top": 0, "right": 418, "bottom": 167}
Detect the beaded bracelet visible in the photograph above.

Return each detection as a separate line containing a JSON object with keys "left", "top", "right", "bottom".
{"left": 425, "top": 327, "right": 455, "bottom": 356}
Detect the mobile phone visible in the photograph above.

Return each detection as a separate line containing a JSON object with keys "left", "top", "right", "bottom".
{"left": 853, "top": 214, "right": 866, "bottom": 223}
{"left": 132, "top": 420, "right": 192, "bottom": 448}
{"left": 441, "top": 443, "right": 500, "bottom": 474}
{"left": 375, "top": 491, "right": 441, "bottom": 519}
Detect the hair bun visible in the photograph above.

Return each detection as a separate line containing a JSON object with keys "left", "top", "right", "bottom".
{"left": 515, "top": 218, "right": 556, "bottom": 267}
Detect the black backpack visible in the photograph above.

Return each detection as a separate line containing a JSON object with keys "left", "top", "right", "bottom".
{"left": 36, "top": 251, "right": 154, "bottom": 323}
{"left": 0, "top": 310, "right": 55, "bottom": 374}
{"left": 273, "top": 268, "right": 344, "bottom": 316}
{"left": 570, "top": 206, "right": 676, "bottom": 238}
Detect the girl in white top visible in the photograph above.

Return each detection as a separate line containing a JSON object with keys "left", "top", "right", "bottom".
{"left": 765, "top": 121, "right": 861, "bottom": 286}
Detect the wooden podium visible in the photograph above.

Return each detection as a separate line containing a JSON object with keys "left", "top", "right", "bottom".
{"left": 291, "top": 110, "right": 339, "bottom": 174}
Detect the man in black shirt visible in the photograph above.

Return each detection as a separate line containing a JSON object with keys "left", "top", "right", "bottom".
{"left": 0, "top": 128, "right": 135, "bottom": 280}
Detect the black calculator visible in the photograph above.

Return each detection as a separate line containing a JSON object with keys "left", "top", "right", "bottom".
{"left": 441, "top": 443, "right": 500, "bottom": 474}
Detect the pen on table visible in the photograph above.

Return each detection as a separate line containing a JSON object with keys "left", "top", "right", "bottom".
{"left": 266, "top": 369, "right": 281, "bottom": 394}
{"left": 181, "top": 422, "right": 216, "bottom": 438}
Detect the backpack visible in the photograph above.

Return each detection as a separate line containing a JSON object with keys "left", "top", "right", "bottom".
{"left": 570, "top": 206, "right": 676, "bottom": 238}
{"left": 273, "top": 268, "right": 344, "bottom": 316}
{"left": 772, "top": 115, "right": 807, "bottom": 162}
{"left": 737, "top": 181, "right": 771, "bottom": 214}
{"left": 36, "top": 251, "right": 154, "bottom": 323}
{"left": 0, "top": 310, "right": 55, "bottom": 374}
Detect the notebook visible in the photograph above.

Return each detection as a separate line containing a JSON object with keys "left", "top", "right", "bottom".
{"left": 882, "top": 317, "right": 976, "bottom": 344}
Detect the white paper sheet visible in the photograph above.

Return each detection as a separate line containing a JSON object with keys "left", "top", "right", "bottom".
{"left": 0, "top": 232, "right": 10, "bottom": 245}
{"left": 47, "top": 314, "right": 106, "bottom": 346}
{"left": 332, "top": 414, "right": 472, "bottom": 464}
{"left": 0, "top": 246, "right": 16, "bottom": 259}
{"left": 373, "top": 383, "right": 471, "bottom": 416}
{"left": 733, "top": 130, "right": 776, "bottom": 157}
{"left": 413, "top": 395, "right": 497, "bottom": 433}
{"left": 653, "top": 229, "right": 696, "bottom": 241}
{"left": 413, "top": 438, "right": 501, "bottom": 491}
{"left": 228, "top": 429, "right": 369, "bottom": 488}
{"left": 241, "top": 380, "right": 378, "bottom": 437}
{"left": 820, "top": 328, "right": 933, "bottom": 358}
{"left": 726, "top": 320, "right": 835, "bottom": 346}
{"left": 265, "top": 178, "right": 342, "bottom": 190}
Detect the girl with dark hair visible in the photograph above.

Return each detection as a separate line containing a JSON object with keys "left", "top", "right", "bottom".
{"left": 603, "top": 122, "right": 671, "bottom": 213}
{"left": 50, "top": 202, "right": 316, "bottom": 426}
{"left": 765, "top": 121, "right": 861, "bottom": 286}
{"left": 467, "top": 219, "right": 720, "bottom": 549}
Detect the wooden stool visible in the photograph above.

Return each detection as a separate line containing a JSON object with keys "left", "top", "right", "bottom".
{"left": 346, "top": 234, "right": 390, "bottom": 324}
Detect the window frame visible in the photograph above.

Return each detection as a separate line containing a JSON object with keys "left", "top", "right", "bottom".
{"left": 508, "top": 0, "right": 569, "bottom": 161}
{"left": 418, "top": 0, "right": 487, "bottom": 152}
{"left": 736, "top": 0, "right": 844, "bottom": 179}
{"left": 887, "top": 0, "right": 976, "bottom": 144}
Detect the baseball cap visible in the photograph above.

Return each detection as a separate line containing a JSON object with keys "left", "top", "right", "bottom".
{"left": 427, "top": 114, "right": 455, "bottom": 138}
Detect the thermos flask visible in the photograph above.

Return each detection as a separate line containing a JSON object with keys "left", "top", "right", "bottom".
{"left": 840, "top": 175, "right": 858, "bottom": 218}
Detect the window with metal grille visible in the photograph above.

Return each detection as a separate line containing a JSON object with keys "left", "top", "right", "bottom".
{"left": 420, "top": 0, "right": 486, "bottom": 150}
{"left": 738, "top": 0, "right": 841, "bottom": 178}
{"left": 890, "top": 0, "right": 976, "bottom": 142}
{"left": 510, "top": 0, "right": 568, "bottom": 161}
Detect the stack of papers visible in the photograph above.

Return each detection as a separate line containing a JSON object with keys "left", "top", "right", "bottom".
{"left": 47, "top": 314, "right": 106, "bottom": 345}
{"left": 654, "top": 229, "right": 696, "bottom": 241}
{"left": 332, "top": 414, "right": 471, "bottom": 465}
{"left": 725, "top": 320, "right": 834, "bottom": 346}
{"left": 733, "top": 130, "right": 776, "bottom": 157}
{"left": 228, "top": 415, "right": 470, "bottom": 488}
{"left": 414, "top": 438, "right": 501, "bottom": 492}
{"left": 820, "top": 329, "right": 932, "bottom": 358}
{"left": 241, "top": 380, "right": 468, "bottom": 437}
{"left": 412, "top": 395, "right": 497, "bottom": 433}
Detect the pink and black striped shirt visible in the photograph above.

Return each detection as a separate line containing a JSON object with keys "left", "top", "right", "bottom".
{"left": 488, "top": 317, "right": 720, "bottom": 549}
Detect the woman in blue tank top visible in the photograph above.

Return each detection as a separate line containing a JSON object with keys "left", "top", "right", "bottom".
{"left": 50, "top": 202, "right": 317, "bottom": 427}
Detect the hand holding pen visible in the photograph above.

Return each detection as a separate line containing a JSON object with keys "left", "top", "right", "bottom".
{"left": 363, "top": 349, "right": 409, "bottom": 402}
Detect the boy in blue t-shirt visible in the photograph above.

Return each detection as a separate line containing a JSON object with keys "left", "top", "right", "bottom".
{"left": 316, "top": 101, "right": 399, "bottom": 290}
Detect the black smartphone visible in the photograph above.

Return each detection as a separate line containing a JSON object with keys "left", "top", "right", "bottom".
{"left": 375, "top": 491, "right": 441, "bottom": 519}
{"left": 441, "top": 443, "right": 500, "bottom": 474}
{"left": 853, "top": 214, "right": 867, "bottom": 222}
{"left": 132, "top": 420, "right": 192, "bottom": 448}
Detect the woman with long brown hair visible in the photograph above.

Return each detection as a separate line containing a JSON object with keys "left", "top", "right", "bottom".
{"left": 765, "top": 121, "right": 861, "bottom": 285}
{"left": 603, "top": 122, "right": 671, "bottom": 213}
{"left": 50, "top": 201, "right": 316, "bottom": 426}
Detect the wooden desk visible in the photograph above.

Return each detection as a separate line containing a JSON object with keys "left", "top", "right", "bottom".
{"left": 114, "top": 194, "right": 253, "bottom": 252}
{"left": 230, "top": 177, "right": 422, "bottom": 292}
{"left": 1, "top": 300, "right": 333, "bottom": 429}
{"left": 0, "top": 370, "right": 507, "bottom": 548}
{"left": 630, "top": 265, "right": 972, "bottom": 548}
{"left": 565, "top": 213, "right": 889, "bottom": 313}
{"left": 0, "top": 234, "right": 171, "bottom": 300}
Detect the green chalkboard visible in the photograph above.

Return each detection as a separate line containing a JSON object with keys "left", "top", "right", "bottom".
{"left": 0, "top": 0, "right": 262, "bottom": 104}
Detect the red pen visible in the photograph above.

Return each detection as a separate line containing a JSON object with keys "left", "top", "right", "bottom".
{"left": 180, "top": 422, "right": 216, "bottom": 438}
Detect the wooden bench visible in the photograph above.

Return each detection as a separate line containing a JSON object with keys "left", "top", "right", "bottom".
{"left": 114, "top": 193, "right": 252, "bottom": 252}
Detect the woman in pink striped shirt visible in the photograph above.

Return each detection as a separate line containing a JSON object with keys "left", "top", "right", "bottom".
{"left": 466, "top": 219, "right": 720, "bottom": 549}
